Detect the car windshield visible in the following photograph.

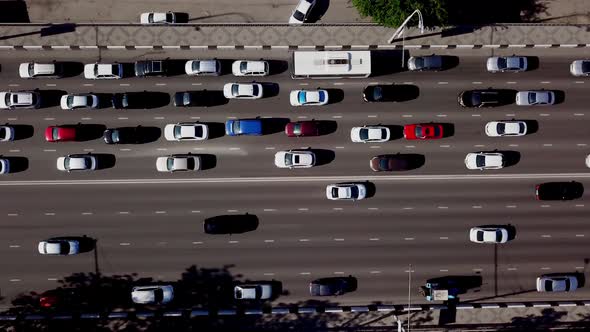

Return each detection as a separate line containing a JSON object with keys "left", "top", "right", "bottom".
{"left": 293, "top": 10, "right": 305, "bottom": 21}
{"left": 331, "top": 187, "right": 339, "bottom": 198}
{"left": 183, "top": 93, "right": 190, "bottom": 105}
{"left": 186, "top": 158, "right": 195, "bottom": 169}
{"left": 293, "top": 123, "right": 301, "bottom": 135}
{"left": 359, "top": 128, "right": 369, "bottom": 140}
{"left": 174, "top": 126, "right": 182, "bottom": 138}
{"left": 528, "top": 93, "right": 537, "bottom": 104}
{"left": 415, "top": 126, "right": 423, "bottom": 137}
{"left": 544, "top": 280, "right": 553, "bottom": 291}
{"left": 414, "top": 58, "right": 424, "bottom": 68}
{"left": 495, "top": 230, "right": 502, "bottom": 242}
{"left": 192, "top": 61, "right": 201, "bottom": 72}
{"left": 583, "top": 62, "right": 590, "bottom": 73}
{"left": 298, "top": 91, "right": 306, "bottom": 104}
{"left": 470, "top": 93, "right": 481, "bottom": 106}
{"left": 317, "top": 91, "right": 326, "bottom": 102}
{"left": 284, "top": 153, "right": 293, "bottom": 166}
{"left": 518, "top": 123, "right": 525, "bottom": 132}
{"left": 166, "top": 158, "right": 174, "bottom": 170}
{"left": 153, "top": 289, "right": 164, "bottom": 303}
{"left": 476, "top": 155, "right": 485, "bottom": 167}
{"left": 165, "top": 13, "right": 174, "bottom": 22}
{"left": 111, "top": 130, "right": 120, "bottom": 143}
{"left": 112, "top": 65, "right": 120, "bottom": 76}
{"left": 28, "top": 62, "right": 34, "bottom": 75}
{"left": 349, "top": 186, "right": 358, "bottom": 198}
{"left": 148, "top": 13, "right": 154, "bottom": 23}
{"left": 476, "top": 231, "right": 484, "bottom": 242}
{"left": 232, "top": 121, "right": 240, "bottom": 134}
{"left": 372, "top": 87, "right": 383, "bottom": 101}
{"left": 52, "top": 127, "right": 59, "bottom": 140}
{"left": 235, "top": 288, "right": 242, "bottom": 298}
{"left": 251, "top": 85, "right": 259, "bottom": 96}
{"left": 152, "top": 62, "right": 162, "bottom": 72}
{"left": 232, "top": 84, "right": 239, "bottom": 96}
{"left": 497, "top": 123, "right": 505, "bottom": 134}
{"left": 240, "top": 62, "right": 248, "bottom": 72}
{"left": 497, "top": 57, "right": 507, "bottom": 69}
{"left": 519, "top": 58, "right": 525, "bottom": 68}
{"left": 565, "top": 279, "right": 571, "bottom": 291}
{"left": 0, "top": 128, "right": 5, "bottom": 137}
{"left": 194, "top": 126, "right": 203, "bottom": 137}
{"left": 379, "top": 159, "right": 389, "bottom": 170}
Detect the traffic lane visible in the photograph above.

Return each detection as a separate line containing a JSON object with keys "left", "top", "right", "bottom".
{"left": 5, "top": 136, "right": 589, "bottom": 180}
{"left": 0, "top": 238, "right": 587, "bottom": 305}
{"left": 0, "top": 176, "right": 586, "bottom": 211}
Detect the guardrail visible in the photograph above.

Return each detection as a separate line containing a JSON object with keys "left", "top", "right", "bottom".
{"left": 1, "top": 300, "right": 588, "bottom": 321}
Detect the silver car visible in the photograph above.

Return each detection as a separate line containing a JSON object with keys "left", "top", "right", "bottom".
{"left": 223, "top": 83, "right": 263, "bottom": 99}
{"left": 234, "top": 284, "right": 273, "bottom": 300}
{"left": 38, "top": 238, "right": 80, "bottom": 255}
{"left": 407, "top": 55, "right": 443, "bottom": 71}
{"left": 185, "top": 60, "right": 221, "bottom": 76}
{"left": 515, "top": 90, "right": 555, "bottom": 106}
{"left": 536, "top": 275, "right": 578, "bottom": 292}
{"left": 326, "top": 183, "right": 367, "bottom": 201}
{"left": 56, "top": 154, "right": 97, "bottom": 172}
{"left": 60, "top": 94, "right": 99, "bottom": 110}
{"left": 350, "top": 126, "right": 391, "bottom": 143}
{"left": 0, "top": 91, "right": 41, "bottom": 109}
{"left": 156, "top": 155, "right": 201, "bottom": 172}
{"left": 486, "top": 56, "right": 527, "bottom": 73}
{"left": 131, "top": 285, "right": 174, "bottom": 304}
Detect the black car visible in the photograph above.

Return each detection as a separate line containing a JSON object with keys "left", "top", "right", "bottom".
{"left": 204, "top": 214, "right": 259, "bottom": 234}
{"left": 112, "top": 91, "right": 170, "bottom": 109}
{"left": 134, "top": 60, "right": 167, "bottom": 77}
{"left": 363, "top": 84, "right": 418, "bottom": 102}
{"left": 173, "top": 90, "right": 226, "bottom": 107}
{"left": 535, "top": 182, "right": 584, "bottom": 200}
{"left": 458, "top": 89, "right": 511, "bottom": 108}
{"left": 103, "top": 127, "right": 142, "bottom": 144}
{"left": 309, "top": 276, "right": 357, "bottom": 296}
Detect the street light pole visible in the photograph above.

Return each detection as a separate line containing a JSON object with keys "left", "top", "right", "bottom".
{"left": 388, "top": 9, "right": 424, "bottom": 43}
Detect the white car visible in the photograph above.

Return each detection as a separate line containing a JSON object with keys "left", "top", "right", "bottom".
{"left": 350, "top": 126, "right": 391, "bottom": 143}
{"left": 60, "top": 94, "right": 99, "bottom": 110}
{"left": 486, "top": 56, "right": 527, "bottom": 73}
{"left": 570, "top": 60, "right": 590, "bottom": 77}
{"left": 140, "top": 12, "right": 176, "bottom": 24}
{"left": 536, "top": 275, "right": 578, "bottom": 292}
{"left": 19, "top": 62, "right": 62, "bottom": 78}
{"left": 274, "top": 150, "right": 315, "bottom": 168}
{"left": 185, "top": 60, "right": 221, "bottom": 76}
{"left": 223, "top": 83, "right": 263, "bottom": 99}
{"left": 290, "top": 89, "right": 329, "bottom": 106}
{"left": 232, "top": 60, "right": 269, "bottom": 77}
{"left": 164, "top": 123, "right": 208, "bottom": 141}
{"left": 465, "top": 152, "right": 505, "bottom": 170}
{"left": 289, "top": 0, "right": 316, "bottom": 24}
{"left": 0, "top": 158, "right": 10, "bottom": 174}
{"left": 131, "top": 285, "right": 174, "bottom": 304}
{"left": 515, "top": 90, "right": 555, "bottom": 106}
{"left": 469, "top": 226, "right": 510, "bottom": 244}
{"left": 234, "top": 284, "right": 273, "bottom": 300}
{"left": 0, "top": 126, "right": 15, "bottom": 141}
{"left": 57, "top": 154, "right": 97, "bottom": 172}
{"left": 586, "top": 154, "right": 590, "bottom": 168}
{"left": 0, "top": 91, "right": 41, "bottom": 109}
{"left": 484, "top": 121, "right": 527, "bottom": 137}
{"left": 38, "top": 238, "right": 80, "bottom": 255}
{"left": 156, "top": 155, "right": 201, "bottom": 172}
{"left": 84, "top": 63, "right": 123, "bottom": 79}
{"left": 326, "top": 183, "right": 367, "bottom": 200}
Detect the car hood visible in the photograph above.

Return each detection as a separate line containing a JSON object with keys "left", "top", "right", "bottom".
{"left": 486, "top": 57, "right": 500, "bottom": 70}
{"left": 274, "top": 151, "right": 288, "bottom": 167}
{"left": 0, "top": 92, "right": 7, "bottom": 108}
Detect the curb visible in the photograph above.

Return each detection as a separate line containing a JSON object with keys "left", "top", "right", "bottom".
{"left": 1, "top": 300, "right": 589, "bottom": 321}
{"left": 0, "top": 44, "right": 588, "bottom": 50}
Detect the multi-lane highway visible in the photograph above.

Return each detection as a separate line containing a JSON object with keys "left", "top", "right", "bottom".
{"left": 0, "top": 48, "right": 589, "bottom": 307}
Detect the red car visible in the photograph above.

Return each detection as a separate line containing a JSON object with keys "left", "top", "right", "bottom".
{"left": 403, "top": 123, "right": 443, "bottom": 140}
{"left": 285, "top": 121, "right": 321, "bottom": 137}
{"left": 45, "top": 126, "right": 77, "bottom": 142}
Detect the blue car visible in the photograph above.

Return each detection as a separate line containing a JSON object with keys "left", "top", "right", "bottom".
{"left": 225, "top": 119, "right": 263, "bottom": 136}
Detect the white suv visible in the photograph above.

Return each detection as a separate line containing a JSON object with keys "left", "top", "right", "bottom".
{"left": 84, "top": 63, "right": 123, "bottom": 79}
{"left": 19, "top": 62, "right": 62, "bottom": 78}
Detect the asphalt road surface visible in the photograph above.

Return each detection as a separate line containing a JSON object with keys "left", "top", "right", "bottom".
{"left": 0, "top": 48, "right": 588, "bottom": 307}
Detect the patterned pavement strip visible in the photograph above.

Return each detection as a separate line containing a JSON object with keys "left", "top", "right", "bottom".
{"left": 0, "top": 24, "right": 589, "bottom": 48}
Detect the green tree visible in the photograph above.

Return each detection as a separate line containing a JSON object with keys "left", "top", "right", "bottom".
{"left": 352, "top": 0, "right": 448, "bottom": 28}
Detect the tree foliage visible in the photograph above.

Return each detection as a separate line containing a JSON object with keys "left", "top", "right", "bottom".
{"left": 352, "top": 0, "right": 449, "bottom": 28}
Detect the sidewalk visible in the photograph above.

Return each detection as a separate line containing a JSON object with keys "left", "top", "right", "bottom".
{"left": 0, "top": 24, "right": 589, "bottom": 49}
